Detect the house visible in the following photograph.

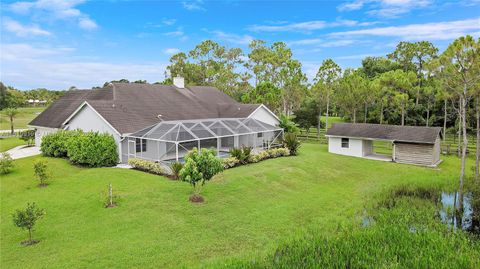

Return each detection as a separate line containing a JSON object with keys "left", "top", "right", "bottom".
{"left": 325, "top": 123, "right": 442, "bottom": 167}
{"left": 29, "top": 78, "right": 282, "bottom": 163}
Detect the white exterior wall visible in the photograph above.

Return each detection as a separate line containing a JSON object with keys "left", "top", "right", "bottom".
{"left": 33, "top": 126, "right": 58, "bottom": 147}
{"left": 248, "top": 106, "right": 279, "bottom": 126}
{"left": 328, "top": 137, "right": 365, "bottom": 157}
{"left": 66, "top": 105, "right": 121, "bottom": 143}
{"left": 66, "top": 105, "right": 122, "bottom": 160}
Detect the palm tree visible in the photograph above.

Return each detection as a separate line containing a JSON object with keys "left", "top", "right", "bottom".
{"left": 4, "top": 108, "right": 18, "bottom": 135}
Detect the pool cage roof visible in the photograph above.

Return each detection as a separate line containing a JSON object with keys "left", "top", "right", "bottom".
{"left": 127, "top": 118, "right": 283, "bottom": 143}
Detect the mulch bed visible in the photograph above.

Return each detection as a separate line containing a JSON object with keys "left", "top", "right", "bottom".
{"left": 189, "top": 195, "right": 204, "bottom": 203}
{"left": 21, "top": 240, "right": 39, "bottom": 246}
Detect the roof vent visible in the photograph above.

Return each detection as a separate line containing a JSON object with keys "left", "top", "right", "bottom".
{"left": 173, "top": 77, "right": 185, "bottom": 89}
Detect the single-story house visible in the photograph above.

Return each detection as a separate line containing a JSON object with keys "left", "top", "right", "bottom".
{"left": 29, "top": 78, "right": 282, "bottom": 164}
{"left": 325, "top": 123, "right": 442, "bottom": 167}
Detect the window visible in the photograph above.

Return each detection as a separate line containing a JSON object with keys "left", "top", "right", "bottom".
{"left": 341, "top": 138, "right": 349, "bottom": 148}
{"left": 257, "top": 132, "right": 263, "bottom": 138}
{"left": 136, "top": 138, "right": 147, "bottom": 153}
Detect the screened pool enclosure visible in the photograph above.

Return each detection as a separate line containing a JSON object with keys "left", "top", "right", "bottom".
{"left": 122, "top": 118, "right": 283, "bottom": 163}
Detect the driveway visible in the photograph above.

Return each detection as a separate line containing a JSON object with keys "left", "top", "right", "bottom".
{"left": 5, "top": 145, "right": 41, "bottom": 159}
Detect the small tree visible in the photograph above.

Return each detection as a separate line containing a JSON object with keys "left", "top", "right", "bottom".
{"left": 20, "top": 130, "right": 35, "bottom": 146}
{"left": 179, "top": 148, "right": 224, "bottom": 203}
{"left": 4, "top": 108, "right": 18, "bottom": 135}
{"left": 0, "top": 152, "right": 14, "bottom": 174}
{"left": 283, "top": 133, "right": 301, "bottom": 155}
{"left": 104, "top": 183, "right": 118, "bottom": 208}
{"left": 12, "top": 202, "right": 45, "bottom": 245}
{"left": 34, "top": 160, "right": 49, "bottom": 187}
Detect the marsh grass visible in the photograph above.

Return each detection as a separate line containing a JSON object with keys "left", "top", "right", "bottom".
{"left": 217, "top": 186, "right": 480, "bottom": 269}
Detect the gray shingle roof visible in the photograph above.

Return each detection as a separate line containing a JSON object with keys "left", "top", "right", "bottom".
{"left": 29, "top": 83, "right": 261, "bottom": 134}
{"left": 326, "top": 123, "right": 442, "bottom": 144}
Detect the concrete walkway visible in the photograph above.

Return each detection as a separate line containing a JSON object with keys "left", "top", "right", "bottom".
{"left": 5, "top": 145, "right": 41, "bottom": 159}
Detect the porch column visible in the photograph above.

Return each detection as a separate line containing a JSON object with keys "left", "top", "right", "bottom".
{"left": 217, "top": 138, "right": 220, "bottom": 157}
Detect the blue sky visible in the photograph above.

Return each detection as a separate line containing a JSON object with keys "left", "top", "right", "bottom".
{"left": 1, "top": 0, "right": 479, "bottom": 90}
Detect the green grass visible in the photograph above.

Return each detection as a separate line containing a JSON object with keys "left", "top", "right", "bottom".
{"left": 0, "top": 137, "right": 25, "bottom": 152}
{"left": 0, "top": 107, "right": 45, "bottom": 130}
{"left": 0, "top": 144, "right": 471, "bottom": 268}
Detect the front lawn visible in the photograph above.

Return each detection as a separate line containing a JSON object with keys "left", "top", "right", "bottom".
{"left": 0, "top": 137, "right": 26, "bottom": 152}
{"left": 0, "top": 143, "right": 469, "bottom": 268}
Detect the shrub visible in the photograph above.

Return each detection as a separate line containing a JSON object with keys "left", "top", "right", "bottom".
{"left": 265, "top": 147, "right": 290, "bottom": 158}
{"left": 229, "top": 146, "right": 252, "bottom": 164}
{"left": 170, "top": 162, "right": 183, "bottom": 180}
{"left": 283, "top": 132, "right": 301, "bottom": 155}
{"left": 179, "top": 148, "right": 224, "bottom": 202}
{"left": 128, "top": 158, "right": 166, "bottom": 175}
{"left": 12, "top": 202, "right": 45, "bottom": 246}
{"left": 20, "top": 130, "right": 35, "bottom": 146}
{"left": 0, "top": 152, "right": 14, "bottom": 174}
{"left": 223, "top": 157, "right": 240, "bottom": 168}
{"left": 33, "top": 160, "right": 49, "bottom": 187}
{"left": 66, "top": 131, "right": 118, "bottom": 167}
{"left": 41, "top": 130, "right": 80, "bottom": 158}
{"left": 242, "top": 146, "right": 252, "bottom": 161}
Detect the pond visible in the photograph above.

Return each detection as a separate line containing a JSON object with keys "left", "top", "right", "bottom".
{"left": 439, "top": 192, "right": 480, "bottom": 235}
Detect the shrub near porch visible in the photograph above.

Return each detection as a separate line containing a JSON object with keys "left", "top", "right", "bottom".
{"left": 0, "top": 143, "right": 471, "bottom": 268}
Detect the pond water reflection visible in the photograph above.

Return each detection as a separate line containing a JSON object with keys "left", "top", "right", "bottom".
{"left": 439, "top": 192, "right": 479, "bottom": 236}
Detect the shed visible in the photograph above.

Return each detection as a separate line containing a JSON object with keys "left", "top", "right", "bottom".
{"left": 325, "top": 123, "right": 442, "bottom": 167}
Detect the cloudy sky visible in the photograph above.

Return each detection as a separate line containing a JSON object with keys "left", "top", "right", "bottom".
{"left": 1, "top": 0, "right": 479, "bottom": 90}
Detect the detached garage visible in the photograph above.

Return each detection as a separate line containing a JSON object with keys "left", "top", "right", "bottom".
{"left": 325, "top": 123, "right": 442, "bottom": 167}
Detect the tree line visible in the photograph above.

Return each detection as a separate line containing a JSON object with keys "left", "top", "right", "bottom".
{"left": 163, "top": 36, "right": 479, "bottom": 213}
{"left": 0, "top": 82, "right": 65, "bottom": 110}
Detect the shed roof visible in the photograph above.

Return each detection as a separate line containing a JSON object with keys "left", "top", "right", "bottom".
{"left": 326, "top": 123, "right": 442, "bottom": 144}
{"left": 29, "top": 83, "right": 261, "bottom": 134}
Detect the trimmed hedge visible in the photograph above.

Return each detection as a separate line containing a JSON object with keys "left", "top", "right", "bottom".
{"left": 128, "top": 158, "right": 166, "bottom": 175}
{"left": 41, "top": 130, "right": 81, "bottom": 157}
{"left": 66, "top": 132, "right": 118, "bottom": 167}
{"left": 41, "top": 130, "right": 118, "bottom": 167}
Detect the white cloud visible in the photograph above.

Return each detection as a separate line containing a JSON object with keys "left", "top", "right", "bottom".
{"left": 9, "top": 0, "right": 97, "bottom": 30}
{"left": 181, "top": 0, "right": 206, "bottom": 11}
{"left": 163, "top": 48, "right": 180, "bottom": 55}
{"left": 338, "top": 0, "right": 433, "bottom": 18}
{"left": 164, "top": 30, "right": 184, "bottom": 37}
{"left": 162, "top": 18, "right": 176, "bottom": 26}
{"left": 0, "top": 43, "right": 167, "bottom": 89}
{"left": 288, "top": 38, "right": 358, "bottom": 48}
{"left": 78, "top": 17, "right": 97, "bottom": 30}
{"left": 210, "top": 31, "right": 254, "bottom": 45}
{"left": 2, "top": 18, "right": 51, "bottom": 37}
{"left": 335, "top": 53, "right": 385, "bottom": 60}
{"left": 1, "top": 43, "right": 74, "bottom": 60}
{"left": 330, "top": 18, "right": 480, "bottom": 40}
{"left": 163, "top": 28, "right": 188, "bottom": 41}
{"left": 248, "top": 19, "right": 377, "bottom": 33}
{"left": 288, "top": 38, "right": 323, "bottom": 46}
{"left": 248, "top": 21, "right": 327, "bottom": 32}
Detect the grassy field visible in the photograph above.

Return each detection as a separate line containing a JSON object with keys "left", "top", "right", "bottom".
{"left": 0, "top": 143, "right": 471, "bottom": 268}
{"left": 0, "top": 107, "right": 45, "bottom": 130}
{"left": 0, "top": 137, "right": 26, "bottom": 152}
